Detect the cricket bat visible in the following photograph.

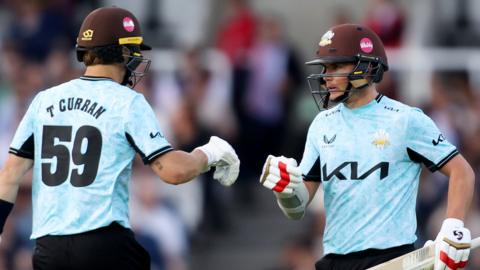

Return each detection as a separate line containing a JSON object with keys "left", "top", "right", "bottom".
{"left": 367, "top": 237, "right": 480, "bottom": 270}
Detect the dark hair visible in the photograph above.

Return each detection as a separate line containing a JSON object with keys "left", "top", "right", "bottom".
{"left": 81, "top": 45, "right": 125, "bottom": 66}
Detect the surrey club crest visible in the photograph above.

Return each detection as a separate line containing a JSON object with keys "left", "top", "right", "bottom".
{"left": 319, "top": 30, "right": 334, "bottom": 47}
{"left": 372, "top": 129, "right": 390, "bottom": 149}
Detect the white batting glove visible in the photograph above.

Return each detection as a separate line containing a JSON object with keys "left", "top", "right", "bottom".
{"left": 425, "top": 218, "right": 471, "bottom": 270}
{"left": 196, "top": 136, "right": 240, "bottom": 186}
{"left": 260, "top": 155, "right": 302, "bottom": 194}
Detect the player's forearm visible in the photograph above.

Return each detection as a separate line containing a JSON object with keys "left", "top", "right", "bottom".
{"left": 0, "top": 175, "right": 20, "bottom": 203}
{"left": 0, "top": 155, "right": 33, "bottom": 202}
{"left": 150, "top": 149, "right": 207, "bottom": 185}
{"left": 445, "top": 166, "right": 475, "bottom": 220}
{"left": 0, "top": 169, "right": 21, "bottom": 203}
{"left": 0, "top": 155, "right": 32, "bottom": 234}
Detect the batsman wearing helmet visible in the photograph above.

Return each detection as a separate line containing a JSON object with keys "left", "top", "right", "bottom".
{"left": 260, "top": 24, "right": 475, "bottom": 270}
{"left": 0, "top": 6, "right": 240, "bottom": 270}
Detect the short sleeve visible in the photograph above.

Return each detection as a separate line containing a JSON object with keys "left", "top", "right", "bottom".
{"left": 9, "top": 94, "right": 41, "bottom": 159}
{"left": 299, "top": 123, "right": 321, "bottom": 182}
{"left": 124, "top": 94, "right": 173, "bottom": 164}
{"left": 406, "top": 108, "right": 458, "bottom": 172}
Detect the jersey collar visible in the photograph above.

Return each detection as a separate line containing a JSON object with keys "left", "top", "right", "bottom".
{"left": 342, "top": 93, "right": 384, "bottom": 113}
{"left": 80, "top": 76, "right": 115, "bottom": 82}
{"left": 375, "top": 93, "right": 384, "bottom": 103}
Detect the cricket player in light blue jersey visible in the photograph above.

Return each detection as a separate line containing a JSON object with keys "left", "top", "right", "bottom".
{"left": 0, "top": 6, "right": 239, "bottom": 270}
{"left": 260, "top": 24, "right": 475, "bottom": 270}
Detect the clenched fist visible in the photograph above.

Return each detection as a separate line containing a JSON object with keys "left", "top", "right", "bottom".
{"left": 260, "top": 155, "right": 303, "bottom": 194}
{"left": 259, "top": 155, "right": 309, "bottom": 220}
{"left": 196, "top": 136, "right": 240, "bottom": 186}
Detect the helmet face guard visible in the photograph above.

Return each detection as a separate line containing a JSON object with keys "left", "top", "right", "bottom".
{"left": 306, "top": 55, "right": 385, "bottom": 110}
{"left": 122, "top": 47, "right": 151, "bottom": 88}
{"left": 306, "top": 24, "right": 388, "bottom": 111}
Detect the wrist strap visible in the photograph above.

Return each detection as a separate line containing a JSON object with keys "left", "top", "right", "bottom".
{"left": 0, "top": 199, "right": 14, "bottom": 234}
{"left": 195, "top": 146, "right": 214, "bottom": 166}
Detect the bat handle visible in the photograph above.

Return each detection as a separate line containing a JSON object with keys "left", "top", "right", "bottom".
{"left": 471, "top": 236, "right": 480, "bottom": 249}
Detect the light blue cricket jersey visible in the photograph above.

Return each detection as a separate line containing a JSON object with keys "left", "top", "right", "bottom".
{"left": 299, "top": 94, "right": 458, "bottom": 255}
{"left": 9, "top": 76, "right": 172, "bottom": 239}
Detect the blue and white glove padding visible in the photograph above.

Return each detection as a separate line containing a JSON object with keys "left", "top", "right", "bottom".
{"left": 260, "top": 155, "right": 309, "bottom": 220}
{"left": 425, "top": 218, "right": 471, "bottom": 270}
{"left": 196, "top": 136, "right": 240, "bottom": 186}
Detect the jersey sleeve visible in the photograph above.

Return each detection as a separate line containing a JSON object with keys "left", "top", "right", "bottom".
{"left": 299, "top": 122, "right": 321, "bottom": 182}
{"left": 124, "top": 94, "right": 173, "bottom": 164}
{"left": 9, "top": 94, "right": 41, "bottom": 159}
{"left": 406, "top": 108, "right": 458, "bottom": 172}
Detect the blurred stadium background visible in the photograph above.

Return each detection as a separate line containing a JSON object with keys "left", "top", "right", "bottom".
{"left": 0, "top": 0, "right": 480, "bottom": 269}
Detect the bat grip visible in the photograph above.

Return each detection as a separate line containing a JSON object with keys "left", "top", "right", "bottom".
{"left": 471, "top": 236, "right": 480, "bottom": 249}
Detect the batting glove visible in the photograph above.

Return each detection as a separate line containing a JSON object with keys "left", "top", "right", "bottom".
{"left": 196, "top": 136, "right": 240, "bottom": 186}
{"left": 260, "top": 155, "right": 302, "bottom": 194}
{"left": 260, "top": 155, "right": 309, "bottom": 220}
{"left": 425, "top": 218, "right": 471, "bottom": 270}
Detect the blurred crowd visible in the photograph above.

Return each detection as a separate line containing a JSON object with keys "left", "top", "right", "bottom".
{"left": 0, "top": 0, "right": 479, "bottom": 269}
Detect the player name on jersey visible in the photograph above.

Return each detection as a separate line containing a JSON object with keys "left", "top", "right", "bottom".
{"left": 46, "top": 97, "right": 107, "bottom": 119}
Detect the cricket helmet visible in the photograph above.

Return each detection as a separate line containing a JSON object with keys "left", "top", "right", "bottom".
{"left": 76, "top": 6, "right": 151, "bottom": 88}
{"left": 306, "top": 24, "right": 388, "bottom": 110}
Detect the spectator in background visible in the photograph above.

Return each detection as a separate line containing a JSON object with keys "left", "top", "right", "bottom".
{"left": 216, "top": 0, "right": 257, "bottom": 127}
{"left": 177, "top": 48, "right": 237, "bottom": 139}
{"left": 364, "top": 0, "right": 404, "bottom": 110}
{"left": 415, "top": 72, "right": 462, "bottom": 243}
{"left": 0, "top": 42, "right": 45, "bottom": 116}
{"left": 425, "top": 71, "right": 479, "bottom": 147}
{"left": 428, "top": 0, "right": 480, "bottom": 46}
{"left": 0, "top": 44, "right": 47, "bottom": 169}
{"left": 44, "top": 43, "right": 82, "bottom": 87}
{"left": 135, "top": 76, "right": 205, "bottom": 237}
{"left": 171, "top": 47, "right": 236, "bottom": 232}
{"left": 149, "top": 60, "right": 207, "bottom": 236}
{"left": 364, "top": 0, "right": 405, "bottom": 47}
{"left": 0, "top": 44, "right": 24, "bottom": 166}
{"left": 237, "top": 14, "right": 302, "bottom": 203}
{"left": 130, "top": 167, "right": 189, "bottom": 270}
{"left": 216, "top": 0, "right": 256, "bottom": 69}
{"left": 4, "top": 0, "right": 74, "bottom": 63}
{"left": 331, "top": 5, "right": 353, "bottom": 26}
{"left": 149, "top": 47, "right": 237, "bottom": 234}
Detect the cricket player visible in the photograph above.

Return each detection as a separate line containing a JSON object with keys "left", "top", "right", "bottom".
{"left": 260, "top": 24, "right": 475, "bottom": 270}
{"left": 0, "top": 6, "right": 240, "bottom": 270}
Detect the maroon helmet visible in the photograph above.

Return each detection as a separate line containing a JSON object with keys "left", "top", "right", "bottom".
{"left": 306, "top": 24, "right": 389, "bottom": 109}
{"left": 76, "top": 6, "right": 151, "bottom": 56}
{"left": 76, "top": 7, "right": 151, "bottom": 88}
